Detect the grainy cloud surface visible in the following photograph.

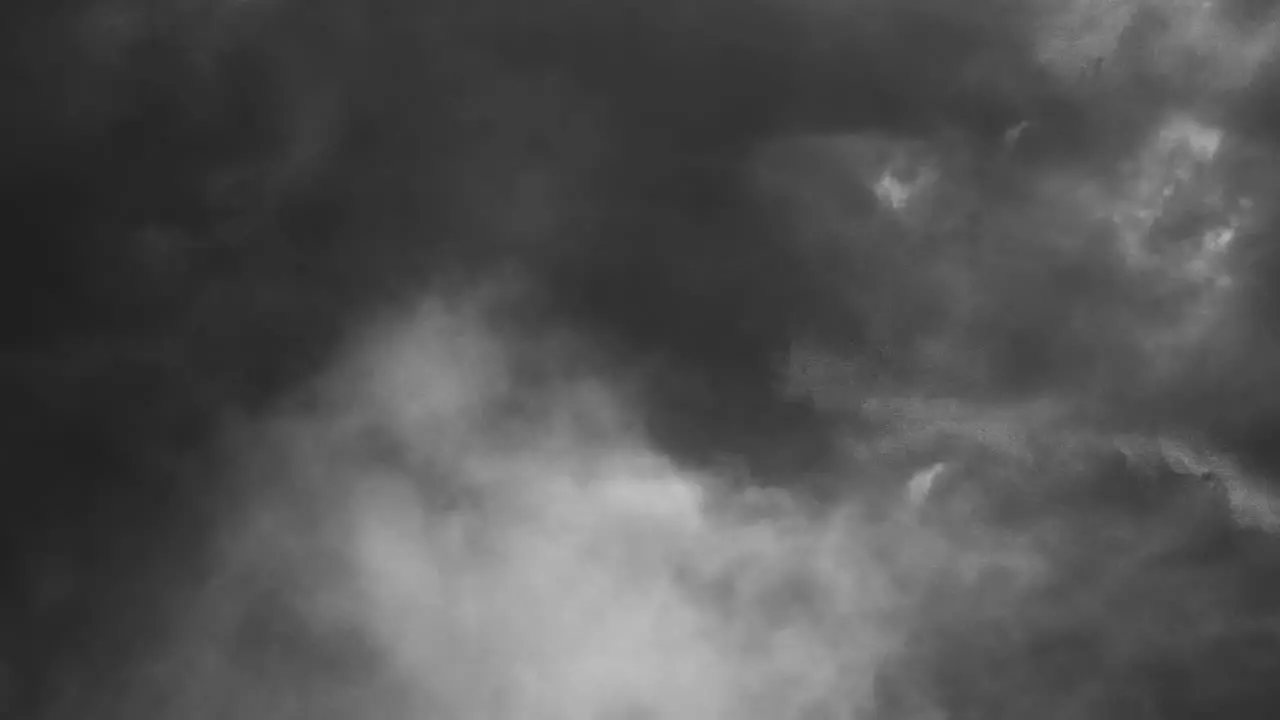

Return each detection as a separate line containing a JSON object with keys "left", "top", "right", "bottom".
{"left": 5, "top": 1, "right": 1280, "bottom": 718}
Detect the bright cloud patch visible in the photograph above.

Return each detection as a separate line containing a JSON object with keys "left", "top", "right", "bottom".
{"left": 1037, "top": 0, "right": 1280, "bottom": 90}
{"left": 188, "top": 296, "right": 1058, "bottom": 720}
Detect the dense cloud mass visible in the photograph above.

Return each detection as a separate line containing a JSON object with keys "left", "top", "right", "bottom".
{"left": 5, "top": 0, "right": 1280, "bottom": 718}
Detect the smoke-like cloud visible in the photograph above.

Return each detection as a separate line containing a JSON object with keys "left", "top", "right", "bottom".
{"left": 107, "top": 290, "right": 1057, "bottom": 720}
{"left": 9, "top": 0, "right": 1280, "bottom": 718}
{"left": 81, "top": 284, "right": 1270, "bottom": 720}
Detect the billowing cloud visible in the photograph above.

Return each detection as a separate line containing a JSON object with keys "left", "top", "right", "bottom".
{"left": 10, "top": 1, "right": 1280, "bottom": 718}
{"left": 132, "top": 295, "right": 1048, "bottom": 720}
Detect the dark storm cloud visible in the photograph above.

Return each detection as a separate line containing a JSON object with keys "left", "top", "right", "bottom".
{"left": 8, "top": 1, "right": 1280, "bottom": 719}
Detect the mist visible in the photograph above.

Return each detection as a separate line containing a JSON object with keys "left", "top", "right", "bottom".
{"left": 6, "top": 0, "right": 1280, "bottom": 718}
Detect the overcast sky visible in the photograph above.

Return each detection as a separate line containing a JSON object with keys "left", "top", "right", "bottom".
{"left": 5, "top": 2, "right": 1280, "bottom": 719}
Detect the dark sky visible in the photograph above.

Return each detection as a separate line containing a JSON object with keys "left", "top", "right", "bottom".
{"left": 5, "top": 1, "right": 1280, "bottom": 718}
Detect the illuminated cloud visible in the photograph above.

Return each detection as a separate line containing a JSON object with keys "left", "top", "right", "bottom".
{"left": 1037, "top": 0, "right": 1280, "bottom": 90}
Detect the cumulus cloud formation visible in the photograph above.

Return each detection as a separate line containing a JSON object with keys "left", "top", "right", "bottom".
{"left": 127, "top": 287, "right": 1273, "bottom": 720}
{"left": 183, "top": 295, "right": 991, "bottom": 720}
